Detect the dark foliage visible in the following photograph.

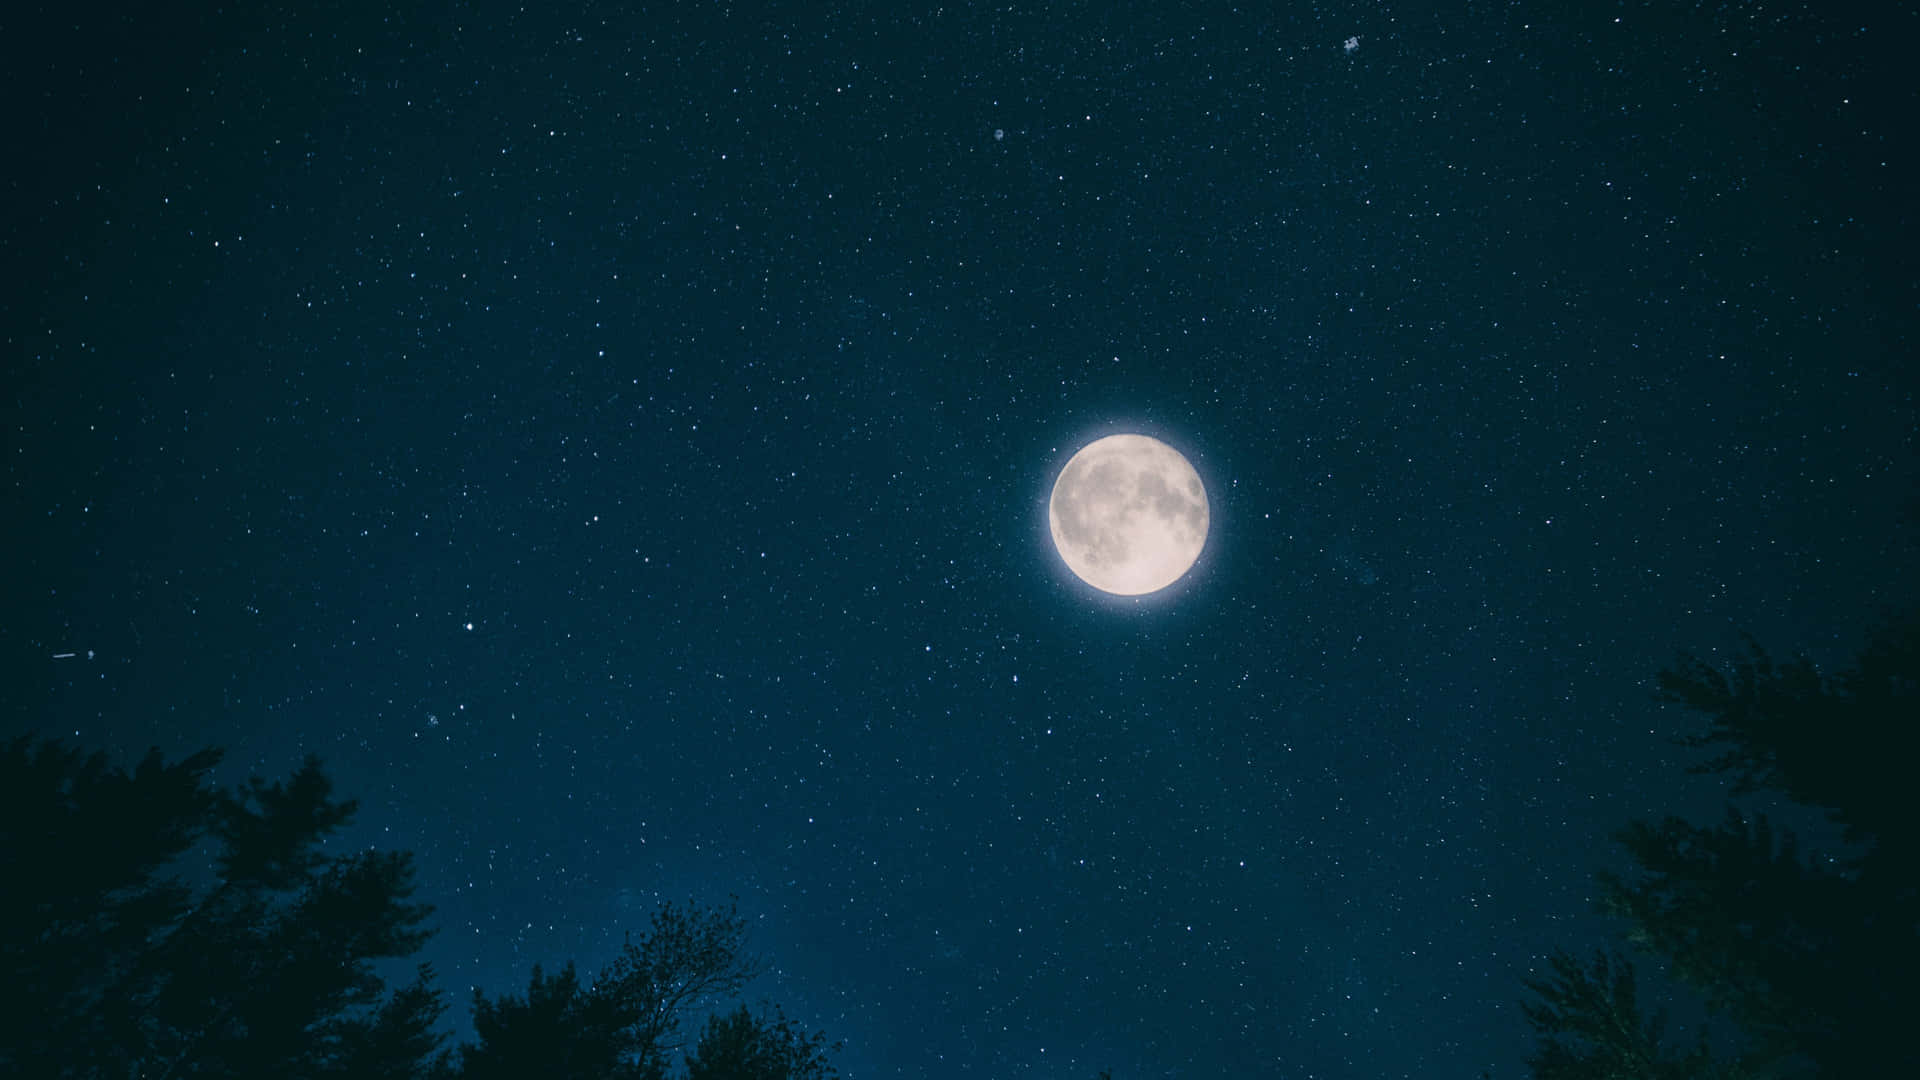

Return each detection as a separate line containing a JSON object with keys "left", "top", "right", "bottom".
{"left": 1, "top": 735, "right": 841, "bottom": 1079}
{"left": 1522, "top": 612, "right": 1920, "bottom": 1079}
{"left": 602, "top": 899, "right": 770, "bottom": 1057}
{"left": 1522, "top": 950, "right": 1746, "bottom": 1080}
{"left": 682, "top": 1005, "right": 840, "bottom": 1080}
{"left": 463, "top": 961, "right": 651, "bottom": 1080}
{"left": 458, "top": 899, "right": 774, "bottom": 1079}
{"left": 0, "top": 736, "right": 448, "bottom": 1080}
{"left": 1655, "top": 611, "right": 1920, "bottom": 861}
{"left": 2, "top": 737, "right": 220, "bottom": 1074}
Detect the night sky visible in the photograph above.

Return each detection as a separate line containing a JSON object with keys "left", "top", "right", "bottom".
{"left": 6, "top": 2, "right": 1916, "bottom": 1077}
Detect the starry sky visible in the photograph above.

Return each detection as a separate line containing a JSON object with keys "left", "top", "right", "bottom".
{"left": 6, "top": 2, "right": 1916, "bottom": 1077}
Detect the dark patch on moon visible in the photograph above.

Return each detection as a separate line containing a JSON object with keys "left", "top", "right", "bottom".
{"left": 1048, "top": 434, "right": 1209, "bottom": 595}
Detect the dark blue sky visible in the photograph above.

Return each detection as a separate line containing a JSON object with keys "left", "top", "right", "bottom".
{"left": 6, "top": 1, "right": 1915, "bottom": 1077}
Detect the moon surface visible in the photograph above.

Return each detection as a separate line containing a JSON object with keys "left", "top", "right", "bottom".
{"left": 1048, "top": 434, "right": 1209, "bottom": 596}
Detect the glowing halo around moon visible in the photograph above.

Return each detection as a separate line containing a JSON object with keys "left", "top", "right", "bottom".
{"left": 1048, "top": 433, "right": 1209, "bottom": 596}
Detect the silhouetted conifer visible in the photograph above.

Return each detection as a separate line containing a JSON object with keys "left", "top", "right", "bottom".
{"left": 463, "top": 961, "right": 644, "bottom": 1080}
{"left": 2, "top": 735, "right": 840, "bottom": 1080}
{"left": 0, "top": 737, "right": 448, "bottom": 1079}
{"left": 1522, "top": 611, "right": 1920, "bottom": 1079}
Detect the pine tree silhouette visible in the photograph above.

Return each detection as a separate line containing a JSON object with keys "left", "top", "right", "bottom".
{"left": 2, "top": 736, "right": 844, "bottom": 1080}
{"left": 1521, "top": 611, "right": 1920, "bottom": 1079}
{"left": 0, "top": 737, "right": 449, "bottom": 1079}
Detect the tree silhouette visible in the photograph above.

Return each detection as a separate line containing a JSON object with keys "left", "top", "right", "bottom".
{"left": 463, "top": 961, "right": 646, "bottom": 1080}
{"left": 459, "top": 900, "right": 791, "bottom": 1080}
{"left": 1521, "top": 950, "right": 1747, "bottom": 1080}
{"left": 0, "top": 736, "right": 449, "bottom": 1079}
{"left": 2, "top": 734, "right": 841, "bottom": 1079}
{"left": 2, "top": 737, "right": 222, "bottom": 1076}
{"left": 1522, "top": 611, "right": 1920, "bottom": 1079}
{"left": 682, "top": 1005, "right": 839, "bottom": 1080}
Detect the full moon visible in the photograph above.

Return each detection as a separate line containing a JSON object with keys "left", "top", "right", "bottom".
{"left": 1048, "top": 433, "right": 1209, "bottom": 596}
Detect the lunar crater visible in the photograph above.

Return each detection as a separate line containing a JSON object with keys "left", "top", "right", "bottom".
{"left": 1048, "top": 434, "right": 1209, "bottom": 596}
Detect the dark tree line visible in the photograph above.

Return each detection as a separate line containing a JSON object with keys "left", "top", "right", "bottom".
{"left": 0, "top": 737, "right": 837, "bottom": 1080}
{"left": 1521, "top": 611, "right": 1920, "bottom": 1079}
{"left": 17, "top": 613, "right": 1910, "bottom": 1080}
